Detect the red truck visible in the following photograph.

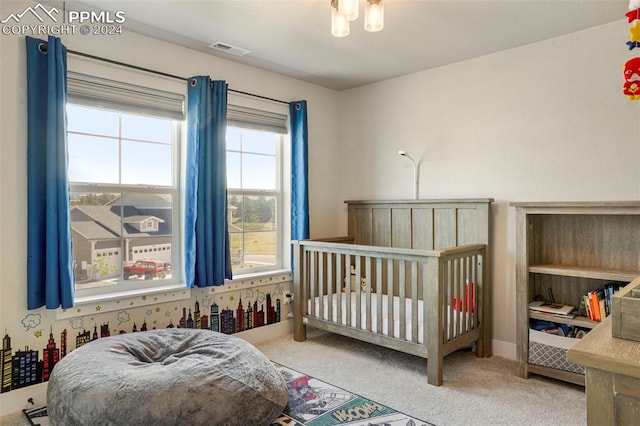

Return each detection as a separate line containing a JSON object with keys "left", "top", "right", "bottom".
{"left": 123, "top": 259, "right": 171, "bottom": 280}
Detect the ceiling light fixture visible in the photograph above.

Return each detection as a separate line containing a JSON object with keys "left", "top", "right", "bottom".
{"left": 331, "top": 0, "right": 384, "bottom": 38}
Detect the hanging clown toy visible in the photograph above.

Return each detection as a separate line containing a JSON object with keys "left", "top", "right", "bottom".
{"left": 624, "top": 1, "right": 640, "bottom": 99}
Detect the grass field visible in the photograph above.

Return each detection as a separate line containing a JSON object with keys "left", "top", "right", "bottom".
{"left": 230, "top": 223, "right": 277, "bottom": 269}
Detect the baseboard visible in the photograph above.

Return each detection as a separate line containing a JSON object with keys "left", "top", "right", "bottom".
{"left": 236, "top": 318, "right": 293, "bottom": 346}
{"left": 492, "top": 338, "right": 516, "bottom": 360}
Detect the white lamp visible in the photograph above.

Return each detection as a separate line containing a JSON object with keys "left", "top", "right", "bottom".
{"left": 339, "top": 0, "right": 359, "bottom": 21}
{"left": 331, "top": 0, "right": 350, "bottom": 37}
{"left": 365, "top": 0, "right": 384, "bottom": 32}
{"left": 398, "top": 150, "right": 419, "bottom": 200}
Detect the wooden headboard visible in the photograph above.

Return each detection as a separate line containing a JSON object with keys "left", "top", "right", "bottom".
{"left": 346, "top": 199, "right": 493, "bottom": 249}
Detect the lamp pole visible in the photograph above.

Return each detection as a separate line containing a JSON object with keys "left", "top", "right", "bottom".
{"left": 398, "top": 150, "right": 419, "bottom": 200}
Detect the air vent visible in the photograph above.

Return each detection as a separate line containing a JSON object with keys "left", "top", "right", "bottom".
{"left": 208, "top": 42, "right": 250, "bottom": 56}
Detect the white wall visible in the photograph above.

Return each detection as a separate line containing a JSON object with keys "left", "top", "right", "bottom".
{"left": 336, "top": 20, "right": 640, "bottom": 357}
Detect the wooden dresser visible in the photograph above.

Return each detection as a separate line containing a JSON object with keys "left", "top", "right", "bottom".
{"left": 567, "top": 307, "right": 640, "bottom": 425}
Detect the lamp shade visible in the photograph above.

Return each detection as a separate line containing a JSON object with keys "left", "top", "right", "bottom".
{"left": 331, "top": 0, "right": 350, "bottom": 37}
{"left": 339, "top": 0, "right": 359, "bottom": 21}
{"left": 364, "top": 0, "right": 384, "bottom": 32}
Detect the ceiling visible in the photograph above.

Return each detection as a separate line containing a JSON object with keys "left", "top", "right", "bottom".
{"left": 68, "top": 0, "right": 628, "bottom": 91}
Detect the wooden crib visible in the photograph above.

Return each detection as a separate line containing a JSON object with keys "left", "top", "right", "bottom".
{"left": 292, "top": 199, "right": 492, "bottom": 385}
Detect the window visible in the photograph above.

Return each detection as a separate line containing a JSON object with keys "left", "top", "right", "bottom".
{"left": 64, "top": 68, "right": 185, "bottom": 299}
{"left": 226, "top": 126, "right": 282, "bottom": 274}
{"left": 67, "top": 104, "right": 181, "bottom": 292}
{"left": 64, "top": 63, "right": 287, "bottom": 303}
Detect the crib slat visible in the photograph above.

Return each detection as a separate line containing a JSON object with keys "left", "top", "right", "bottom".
{"left": 446, "top": 259, "right": 453, "bottom": 344}
{"left": 336, "top": 253, "right": 342, "bottom": 324}
{"left": 464, "top": 256, "right": 470, "bottom": 333}
{"left": 460, "top": 257, "right": 466, "bottom": 336}
{"left": 355, "top": 256, "right": 361, "bottom": 329}
{"left": 318, "top": 251, "right": 325, "bottom": 320}
{"left": 411, "top": 261, "right": 418, "bottom": 343}
{"left": 459, "top": 257, "right": 465, "bottom": 334}
{"left": 387, "top": 258, "right": 394, "bottom": 338}
{"left": 469, "top": 255, "right": 478, "bottom": 329}
{"left": 345, "top": 255, "right": 351, "bottom": 326}
{"left": 467, "top": 256, "right": 472, "bottom": 330}
{"left": 454, "top": 257, "right": 459, "bottom": 338}
{"left": 422, "top": 258, "right": 429, "bottom": 350}
{"left": 473, "top": 254, "right": 482, "bottom": 332}
{"left": 456, "top": 257, "right": 462, "bottom": 337}
{"left": 310, "top": 250, "right": 317, "bottom": 318}
{"left": 399, "top": 260, "right": 406, "bottom": 341}
{"left": 327, "top": 252, "right": 334, "bottom": 322}
{"left": 365, "top": 256, "right": 372, "bottom": 332}
{"left": 376, "top": 257, "right": 383, "bottom": 334}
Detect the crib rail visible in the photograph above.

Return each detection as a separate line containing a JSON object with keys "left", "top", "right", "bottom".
{"left": 292, "top": 239, "right": 485, "bottom": 384}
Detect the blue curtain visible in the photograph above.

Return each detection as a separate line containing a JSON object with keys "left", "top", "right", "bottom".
{"left": 26, "top": 36, "right": 74, "bottom": 309}
{"left": 185, "top": 76, "right": 232, "bottom": 287}
{"left": 290, "top": 101, "right": 310, "bottom": 241}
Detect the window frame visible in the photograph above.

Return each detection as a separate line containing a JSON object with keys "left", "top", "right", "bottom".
{"left": 67, "top": 104, "right": 184, "bottom": 299}
{"left": 64, "top": 59, "right": 187, "bottom": 305}
{"left": 226, "top": 125, "right": 284, "bottom": 276}
{"left": 62, "top": 57, "right": 292, "bottom": 311}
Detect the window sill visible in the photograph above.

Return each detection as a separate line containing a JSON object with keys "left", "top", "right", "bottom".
{"left": 58, "top": 283, "right": 191, "bottom": 320}
{"left": 192, "top": 269, "right": 292, "bottom": 296}
{"left": 227, "top": 268, "right": 291, "bottom": 284}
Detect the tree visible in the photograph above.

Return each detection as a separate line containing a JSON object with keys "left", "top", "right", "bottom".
{"left": 92, "top": 257, "right": 118, "bottom": 279}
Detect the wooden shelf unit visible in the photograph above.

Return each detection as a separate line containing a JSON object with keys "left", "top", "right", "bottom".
{"left": 512, "top": 201, "right": 640, "bottom": 385}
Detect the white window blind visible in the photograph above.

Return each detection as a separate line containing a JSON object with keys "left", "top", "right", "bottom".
{"left": 67, "top": 71, "right": 185, "bottom": 120}
{"left": 227, "top": 104, "right": 288, "bottom": 134}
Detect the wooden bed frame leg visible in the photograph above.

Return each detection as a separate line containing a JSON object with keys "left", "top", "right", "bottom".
{"left": 293, "top": 325, "right": 306, "bottom": 341}
{"left": 293, "top": 300, "right": 306, "bottom": 342}
{"left": 479, "top": 248, "right": 491, "bottom": 358}
{"left": 475, "top": 338, "right": 485, "bottom": 358}
{"left": 427, "top": 357, "right": 443, "bottom": 386}
{"left": 292, "top": 240, "right": 306, "bottom": 342}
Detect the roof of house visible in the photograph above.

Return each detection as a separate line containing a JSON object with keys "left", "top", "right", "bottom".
{"left": 72, "top": 205, "right": 123, "bottom": 237}
{"left": 123, "top": 215, "right": 165, "bottom": 224}
{"left": 71, "top": 199, "right": 172, "bottom": 240}
{"left": 71, "top": 221, "right": 117, "bottom": 240}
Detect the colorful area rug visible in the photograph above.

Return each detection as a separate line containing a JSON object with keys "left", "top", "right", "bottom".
{"left": 271, "top": 363, "right": 434, "bottom": 426}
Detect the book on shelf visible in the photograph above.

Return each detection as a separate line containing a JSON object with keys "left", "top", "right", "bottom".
{"left": 583, "top": 282, "right": 626, "bottom": 322}
{"left": 528, "top": 301, "right": 575, "bottom": 317}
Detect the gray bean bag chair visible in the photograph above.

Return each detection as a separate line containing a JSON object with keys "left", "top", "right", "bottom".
{"left": 47, "top": 328, "right": 288, "bottom": 425}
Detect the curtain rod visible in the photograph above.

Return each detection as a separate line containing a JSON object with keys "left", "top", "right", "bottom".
{"left": 67, "top": 49, "right": 291, "bottom": 106}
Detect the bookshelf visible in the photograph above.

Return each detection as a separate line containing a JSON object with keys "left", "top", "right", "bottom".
{"left": 512, "top": 201, "right": 640, "bottom": 385}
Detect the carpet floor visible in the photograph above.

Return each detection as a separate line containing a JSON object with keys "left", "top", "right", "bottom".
{"left": 256, "top": 328, "right": 586, "bottom": 426}
{"left": 1, "top": 328, "right": 586, "bottom": 426}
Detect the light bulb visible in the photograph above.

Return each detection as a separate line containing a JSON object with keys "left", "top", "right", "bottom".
{"left": 365, "top": 0, "right": 384, "bottom": 32}
{"left": 331, "top": 0, "right": 350, "bottom": 37}
{"left": 339, "top": 0, "right": 359, "bottom": 21}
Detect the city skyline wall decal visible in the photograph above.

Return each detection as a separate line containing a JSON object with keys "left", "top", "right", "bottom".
{"left": 1, "top": 290, "right": 284, "bottom": 394}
